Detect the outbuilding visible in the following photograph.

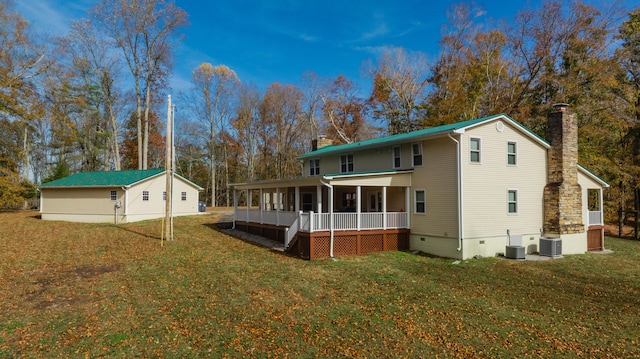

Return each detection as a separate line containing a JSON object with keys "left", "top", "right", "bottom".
{"left": 39, "top": 169, "right": 203, "bottom": 223}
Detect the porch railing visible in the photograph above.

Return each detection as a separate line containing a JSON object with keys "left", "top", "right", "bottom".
{"left": 235, "top": 209, "right": 409, "bottom": 233}
{"left": 588, "top": 211, "right": 603, "bottom": 226}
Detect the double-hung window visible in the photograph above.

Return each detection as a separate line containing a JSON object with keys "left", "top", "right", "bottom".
{"left": 142, "top": 191, "right": 149, "bottom": 201}
{"left": 309, "top": 159, "right": 320, "bottom": 176}
{"left": 110, "top": 190, "right": 117, "bottom": 201}
{"left": 181, "top": 192, "right": 187, "bottom": 201}
{"left": 507, "top": 141, "right": 517, "bottom": 165}
{"left": 508, "top": 190, "right": 518, "bottom": 214}
{"left": 412, "top": 143, "right": 422, "bottom": 167}
{"left": 470, "top": 138, "right": 481, "bottom": 163}
{"left": 340, "top": 154, "right": 353, "bottom": 173}
{"left": 414, "top": 190, "right": 426, "bottom": 214}
{"left": 392, "top": 146, "right": 401, "bottom": 168}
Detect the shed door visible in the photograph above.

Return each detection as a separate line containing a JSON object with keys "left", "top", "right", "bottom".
{"left": 587, "top": 226, "right": 604, "bottom": 251}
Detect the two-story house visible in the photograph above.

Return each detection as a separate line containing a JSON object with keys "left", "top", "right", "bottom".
{"left": 231, "top": 105, "right": 609, "bottom": 260}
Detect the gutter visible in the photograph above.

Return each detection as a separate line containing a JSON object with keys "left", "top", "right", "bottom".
{"left": 448, "top": 131, "right": 464, "bottom": 253}
{"left": 319, "top": 178, "right": 335, "bottom": 259}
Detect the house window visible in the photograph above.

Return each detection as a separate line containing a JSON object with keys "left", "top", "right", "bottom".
{"left": 507, "top": 141, "right": 517, "bottom": 165}
{"left": 143, "top": 191, "right": 149, "bottom": 201}
{"left": 414, "top": 190, "right": 426, "bottom": 214}
{"left": 309, "top": 159, "right": 320, "bottom": 176}
{"left": 392, "top": 146, "right": 401, "bottom": 168}
{"left": 110, "top": 190, "right": 117, "bottom": 201}
{"left": 508, "top": 190, "right": 518, "bottom": 214}
{"left": 181, "top": 192, "right": 187, "bottom": 201}
{"left": 340, "top": 154, "right": 353, "bottom": 173}
{"left": 342, "top": 192, "right": 356, "bottom": 209}
{"left": 412, "top": 143, "right": 422, "bottom": 167}
{"left": 470, "top": 138, "right": 481, "bottom": 163}
{"left": 163, "top": 191, "right": 166, "bottom": 201}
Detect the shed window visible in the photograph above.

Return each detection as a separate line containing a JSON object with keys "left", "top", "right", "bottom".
{"left": 181, "top": 192, "right": 187, "bottom": 201}
{"left": 340, "top": 154, "right": 353, "bottom": 173}
{"left": 412, "top": 143, "right": 422, "bottom": 167}
{"left": 110, "top": 190, "right": 117, "bottom": 201}
{"left": 507, "top": 141, "right": 517, "bottom": 165}
{"left": 414, "top": 190, "right": 426, "bottom": 214}
{"left": 470, "top": 138, "right": 481, "bottom": 163}
{"left": 508, "top": 190, "right": 518, "bottom": 214}
{"left": 163, "top": 191, "right": 166, "bottom": 201}
{"left": 143, "top": 191, "right": 149, "bottom": 201}
{"left": 392, "top": 146, "right": 401, "bottom": 168}
{"left": 309, "top": 159, "right": 320, "bottom": 176}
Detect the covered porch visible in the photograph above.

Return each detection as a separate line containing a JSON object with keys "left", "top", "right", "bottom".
{"left": 232, "top": 170, "right": 413, "bottom": 259}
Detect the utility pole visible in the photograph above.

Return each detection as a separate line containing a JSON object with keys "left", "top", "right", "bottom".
{"left": 164, "top": 94, "right": 173, "bottom": 242}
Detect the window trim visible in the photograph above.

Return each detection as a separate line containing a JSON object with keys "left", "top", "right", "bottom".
{"left": 340, "top": 153, "right": 354, "bottom": 173}
{"left": 392, "top": 146, "right": 401, "bottom": 169}
{"left": 507, "top": 141, "right": 517, "bottom": 166}
{"left": 412, "top": 143, "right": 423, "bottom": 167}
{"left": 110, "top": 190, "right": 117, "bottom": 201}
{"left": 507, "top": 189, "right": 518, "bottom": 214}
{"left": 470, "top": 137, "right": 481, "bottom": 163}
{"left": 309, "top": 159, "right": 320, "bottom": 176}
{"left": 142, "top": 190, "right": 149, "bottom": 201}
{"left": 414, "top": 189, "right": 426, "bottom": 214}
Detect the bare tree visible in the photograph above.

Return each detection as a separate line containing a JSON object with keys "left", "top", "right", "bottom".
{"left": 91, "top": 0, "right": 187, "bottom": 169}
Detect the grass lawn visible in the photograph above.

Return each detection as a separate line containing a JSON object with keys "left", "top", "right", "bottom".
{"left": 1, "top": 211, "right": 639, "bottom": 358}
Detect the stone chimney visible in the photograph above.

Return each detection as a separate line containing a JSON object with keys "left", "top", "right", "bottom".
{"left": 543, "top": 103, "right": 584, "bottom": 236}
{"left": 312, "top": 135, "right": 333, "bottom": 151}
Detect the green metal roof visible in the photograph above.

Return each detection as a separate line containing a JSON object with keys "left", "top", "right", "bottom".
{"left": 39, "top": 169, "right": 165, "bottom": 188}
{"left": 297, "top": 114, "right": 549, "bottom": 159}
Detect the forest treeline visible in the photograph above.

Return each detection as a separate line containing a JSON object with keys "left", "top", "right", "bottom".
{"left": 1, "top": 0, "right": 639, "bottom": 220}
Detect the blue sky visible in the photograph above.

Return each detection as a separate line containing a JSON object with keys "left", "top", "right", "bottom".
{"left": 16, "top": 0, "right": 640, "bottom": 95}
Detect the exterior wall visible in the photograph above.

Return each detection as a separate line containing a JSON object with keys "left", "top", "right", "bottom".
{"left": 460, "top": 120, "right": 548, "bottom": 259}
{"left": 41, "top": 187, "right": 125, "bottom": 223}
{"left": 41, "top": 174, "right": 201, "bottom": 223}
{"left": 125, "top": 174, "right": 200, "bottom": 222}
{"left": 304, "top": 143, "right": 414, "bottom": 176}
{"left": 408, "top": 137, "right": 460, "bottom": 256}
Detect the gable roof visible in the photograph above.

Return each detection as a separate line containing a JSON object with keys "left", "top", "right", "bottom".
{"left": 39, "top": 169, "right": 204, "bottom": 190}
{"left": 297, "top": 114, "right": 549, "bottom": 159}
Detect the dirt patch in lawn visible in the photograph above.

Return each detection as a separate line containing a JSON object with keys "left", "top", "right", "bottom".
{"left": 26, "top": 264, "right": 122, "bottom": 311}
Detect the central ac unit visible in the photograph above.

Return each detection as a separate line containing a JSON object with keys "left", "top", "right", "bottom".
{"left": 540, "top": 237, "right": 562, "bottom": 257}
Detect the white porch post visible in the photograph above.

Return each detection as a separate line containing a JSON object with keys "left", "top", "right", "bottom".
{"left": 599, "top": 188, "right": 604, "bottom": 225}
{"left": 295, "top": 186, "right": 300, "bottom": 212}
{"left": 382, "top": 186, "right": 387, "bottom": 230}
{"left": 276, "top": 187, "right": 280, "bottom": 226}
{"left": 233, "top": 189, "right": 238, "bottom": 222}
{"left": 405, "top": 186, "right": 410, "bottom": 229}
{"left": 329, "top": 184, "right": 334, "bottom": 257}
{"left": 246, "top": 189, "right": 251, "bottom": 220}
{"left": 260, "top": 188, "right": 264, "bottom": 224}
{"left": 356, "top": 185, "right": 361, "bottom": 231}
{"left": 316, "top": 185, "right": 322, "bottom": 213}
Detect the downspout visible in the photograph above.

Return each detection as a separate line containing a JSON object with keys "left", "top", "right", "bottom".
{"left": 448, "top": 132, "right": 463, "bottom": 252}
{"left": 320, "top": 178, "right": 335, "bottom": 258}
{"left": 122, "top": 186, "right": 128, "bottom": 222}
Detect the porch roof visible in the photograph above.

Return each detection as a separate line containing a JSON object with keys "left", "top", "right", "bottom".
{"left": 232, "top": 169, "right": 413, "bottom": 190}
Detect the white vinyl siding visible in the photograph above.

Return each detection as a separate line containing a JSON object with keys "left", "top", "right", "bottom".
{"left": 462, "top": 120, "right": 547, "bottom": 240}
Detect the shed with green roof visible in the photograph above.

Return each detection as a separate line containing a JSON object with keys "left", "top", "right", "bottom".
{"left": 40, "top": 169, "right": 203, "bottom": 223}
